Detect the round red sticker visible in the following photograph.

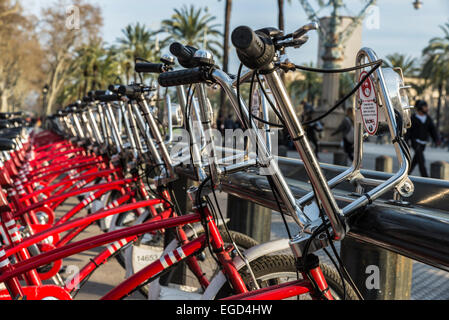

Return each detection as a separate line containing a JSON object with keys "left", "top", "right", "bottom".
{"left": 358, "top": 71, "right": 379, "bottom": 135}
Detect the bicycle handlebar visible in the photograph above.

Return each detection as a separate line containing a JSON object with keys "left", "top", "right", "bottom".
{"left": 0, "top": 112, "right": 23, "bottom": 120}
{"left": 158, "top": 67, "right": 206, "bottom": 87}
{"left": 169, "top": 42, "right": 199, "bottom": 68}
{"left": 117, "top": 84, "right": 143, "bottom": 97}
{"left": 231, "top": 26, "right": 275, "bottom": 69}
{"left": 97, "top": 94, "right": 120, "bottom": 102}
{"left": 135, "top": 62, "right": 164, "bottom": 74}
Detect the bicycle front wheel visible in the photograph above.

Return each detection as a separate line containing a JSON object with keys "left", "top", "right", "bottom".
{"left": 216, "top": 255, "right": 359, "bottom": 300}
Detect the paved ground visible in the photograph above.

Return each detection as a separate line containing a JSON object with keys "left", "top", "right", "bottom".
{"left": 53, "top": 142, "right": 449, "bottom": 300}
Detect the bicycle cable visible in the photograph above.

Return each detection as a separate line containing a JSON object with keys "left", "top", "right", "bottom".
{"left": 209, "top": 184, "right": 260, "bottom": 290}
{"left": 310, "top": 185, "right": 364, "bottom": 300}
{"left": 236, "top": 63, "right": 250, "bottom": 130}
{"left": 290, "top": 60, "right": 382, "bottom": 74}
{"left": 302, "top": 60, "right": 383, "bottom": 126}
{"left": 247, "top": 60, "right": 384, "bottom": 129}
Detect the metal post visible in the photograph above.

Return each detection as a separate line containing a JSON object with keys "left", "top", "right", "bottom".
{"left": 340, "top": 239, "right": 413, "bottom": 299}
{"left": 430, "top": 161, "right": 449, "bottom": 180}
{"left": 341, "top": 155, "right": 413, "bottom": 299}
{"left": 278, "top": 145, "right": 288, "bottom": 157}
{"left": 333, "top": 152, "right": 347, "bottom": 166}
{"left": 375, "top": 155, "right": 393, "bottom": 173}
{"left": 227, "top": 194, "right": 271, "bottom": 243}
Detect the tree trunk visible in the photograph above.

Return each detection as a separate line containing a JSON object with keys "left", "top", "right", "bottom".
{"left": 307, "top": 81, "right": 311, "bottom": 103}
{"left": 82, "top": 74, "right": 88, "bottom": 99}
{"left": 46, "top": 92, "right": 56, "bottom": 115}
{"left": 436, "top": 82, "right": 443, "bottom": 133}
{"left": 277, "top": 0, "right": 286, "bottom": 74}
{"left": 0, "top": 94, "right": 8, "bottom": 113}
{"left": 219, "top": 0, "right": 232, "bottom": 118}
{"left": 223, "top": 0, "right": 232, "bottom": 75}
{"left": 278, "top": 0, "right": 285, "bottom": 33}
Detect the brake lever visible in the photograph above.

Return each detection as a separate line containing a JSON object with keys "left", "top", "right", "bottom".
{"left": 292, "top": 21, "right": 319, "bottom": 39}
{"left": 292, "top": 35, "right": 309, "bottom": 48}
{"left": 276, "top": 35, "right": 309, "bottom": 49}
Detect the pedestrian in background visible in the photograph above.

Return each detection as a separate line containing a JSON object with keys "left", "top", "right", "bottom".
{"left": 405, "top": 100, "right": 440, "bottom": 177}
{"left": 216, "top": 113, "right": 225, "bottom": 135}
{"left": 301, "top": 103, "right": 323, "bottom": 157}
{"left": 332, "top": 108, "right": 354, "bottom": 162}
{"left": 224, "top": 114, "right": 234, "bottom": 130}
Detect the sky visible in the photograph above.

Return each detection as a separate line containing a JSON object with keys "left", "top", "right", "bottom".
{"left": 26, "top": 0, "right": 449, "bottom": 70}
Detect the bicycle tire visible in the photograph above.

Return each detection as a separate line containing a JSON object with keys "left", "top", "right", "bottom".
{"left": 215, "top": 254, "right": 359, "bottom": 300}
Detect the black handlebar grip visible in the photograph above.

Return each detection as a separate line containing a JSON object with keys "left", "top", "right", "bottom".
{"left": 135, "top": 62, "right": 164, "bottom": 74}
{"left": 170, "top": 42, "right": 195, "bottom": 61}
{"left": 231, "top": 26, "right": 275, "bottom": 70}
{"left": 158, "top": 67, "right": 205, "bottom": 87}
{"left": 232, "top": 26, "right": 265, "bottom": 58}
{"left": 0, "top": 112, "right": 23, "bottom": 119}
{"left": 88, "top": 90, "right": 106, "bottom": 98}
{"left": 8, "top": 118, "right": 24, "bottom": 124}
{"left": 108, "top": 84, "right": 121, "bottom": 93}
{"left": 118, "top": 85, "right": 141, "bottom": 97}
{"left": 97, "top": 94, "right": 120, "bottom": 102}
{"left": 94, "top": 90, "right": 107, "bottom": 97}
{"left": 169, "top": 43, "right": 199, "bottom": 68}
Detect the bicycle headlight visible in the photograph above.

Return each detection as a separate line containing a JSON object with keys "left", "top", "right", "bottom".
{"left": 382, "top": 67, "right": 412, "bottom": 134}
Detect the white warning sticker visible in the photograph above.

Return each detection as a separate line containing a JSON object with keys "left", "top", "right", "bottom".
{"left": 358, "top": 71, "right": 379, "bottom": 135}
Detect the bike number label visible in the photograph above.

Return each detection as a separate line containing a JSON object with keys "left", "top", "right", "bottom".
{"left": 358, "top": 71, "right": 379, "bottom": 135}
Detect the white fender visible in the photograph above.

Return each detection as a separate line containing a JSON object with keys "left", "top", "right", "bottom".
{"left": 146, "top": 220, "right": 232, "bottom": 300}
{"left": 146, "top": 224, "right": 202, "bottom": 300}
{"left": 147, "top": 237, "right": 291, "bottom": 300}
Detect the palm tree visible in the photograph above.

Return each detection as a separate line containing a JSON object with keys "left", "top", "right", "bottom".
{"left": 117, "top": 23, "right": 161, "bottom": 82}
{"left": 277, "top": 0, "right": 292, "bottom": 55}
{"left": 161, "top": 5, "right": 222, "bottom": 58}
{"left": 76, "top": 40, "right": 105, "bottom": 97}
{"left": 219, "top": 0, "right": 233, "bottom": 117}
{"left": 278, "top": 0, "right": 286, "bottom": 33}
{"left": 222, "top": 0, "right": 232, "bottom": 74}
{"left": 384, "top": 53, "right": 419, "bottom": 77}
{"left": 421, "top": 20, "right": 449, "bottom": 133}
{"left": 56, "top": 40, "right": 122, "bottom": 105}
